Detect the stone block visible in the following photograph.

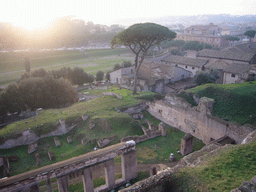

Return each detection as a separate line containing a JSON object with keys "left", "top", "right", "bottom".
{"left": 67, "top": 136, "right": 72, "bottom": 143}
{"left": 132, "top": 113, "right": 144, "bottom": 119}
{"left": 181, "top": 133, "right": 194, "bottom": 156}
{"left": 82, "top": 114, "right": 89, "bottom": 121}
{"left": 35, "top": 153, "right": 40, "bottom": 166}
{"left": 121, "top": 150, "right": 137, "bottom": 181}
{"left": 197, "top": 97, "right": 214, "bottom": 114}
{"left": 150, "top": 166, "right": 157, "bottom": 176}
{"left": 28, "top": 142, "right": 38, "bottom": 154}
{"left": 250, "top": 175, "right": 256, "bottom": 187}
{"left": 48, "top": 151, "right": 55, "bottom": 161}
{"left": 81, "top": 137, "right": 87, "bottom": 144}
{"left": 158, "top": 122, "right": 167, "bottom": 136}
{"left": 97, "top": 138, "right": 111, "bottom": 148}
{"left": 89, "top": 122, "right": 95, "bottom": 129}
{"left": 54, "top": 137, "right": 61, "bottom": 147}
{"left": 147, "top": 122, "right": 157, "bottom": 131}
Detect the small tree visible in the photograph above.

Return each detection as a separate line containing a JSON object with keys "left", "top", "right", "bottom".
{"left": 183, "top": 41, "right": 212, "bottom": 51}
{"left": 194, "top": 69, "right": 219, "bottom": 85}
{"left": 122, "top": 61, "right": 132, "bottom": 68}
{"left": 111, "top": 23, "right": 176, "bottom": 94}
{"left": 171, "top": 48, "right": 184, "bottom": 56}
{"left": 113, "top": 63, "right": 121, "bottom": 71}
{"left": 244, "top": 30, "right": 256, "bottom": 42}
{"left": 105, "top": 71, "right": 111, "bottom": 81}
{"left": 31, "top": 68, "right": 48, "bottom": 78}
{"left": 95, "top": 71, "right": 104, "bottom": 81}
{"left": 70, "top": 67, "right": 87, "bottom": 86}
{"left": 226, "top": 36, "right": 240, "bottom": 46}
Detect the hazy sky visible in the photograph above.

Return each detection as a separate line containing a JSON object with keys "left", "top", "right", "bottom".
{"left": 1, "top": 0, "right": 256, "bottom": 30}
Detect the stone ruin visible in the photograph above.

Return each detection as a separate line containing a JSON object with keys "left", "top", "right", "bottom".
{"left": 81, "top": 114, "right": 89, "bottom": 121}
{"left": 132, "top": 112, "right": 144, "bottom": 120}
{"left": 180, "top": 133, "right": 194, "bottom": 156}
{"left": 67, "top": 136, "right": 72, "bottom": 144}
{"left": 89, "top": 121, "right": 95, "bottom": 129}
{"left": 81, "top": 137, "right": 87, "bottom": 144}
{"left": 54, "top": 137, "right": 61, "bottom": 147}
{"left": 0, "top": 155, "right": 19, "bottom": 177}
{"left": 102, "top": 92, "right": 122, "bottom": 99}
{"left": 97, "top": 138, "right": 111, "bottom": 148}
{"left": 48, "top": 151, "right": 55, "bottom": 161}
{"left": 35, "top": 153, "right": 40, "bottom": 166}
{"left": 0, "top": 142, "right": 137, "bottom": 192}
{"left": 231, "top": 175, "right": 256, "bottom": 192}
{"left": 121, "top": 121, "right": 167, "bottom": 144}
{"left": 28, "top": 142, "right": 38, "bottom": 154}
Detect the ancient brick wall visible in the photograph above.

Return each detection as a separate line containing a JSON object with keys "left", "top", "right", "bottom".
{"left": 146, "top": 95, "right": 254, "bottom": 144}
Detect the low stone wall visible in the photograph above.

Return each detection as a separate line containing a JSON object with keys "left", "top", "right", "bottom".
{"left": 102, "top": 92, "right": 122, "bottom": 99}
{"left": 121, "top": 122, "right": 166, "bottom": 144}
{"left": 146, "top": 95, "right": 254, "bottom": 144}
{"left": 0, "top": 120, "right": 76, "bottom": 149}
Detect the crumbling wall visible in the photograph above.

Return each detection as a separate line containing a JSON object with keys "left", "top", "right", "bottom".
{"left": 146, "top": 95, "right": 254, "bottom": 144}
{"left": 121, "top": 122, "right": 167, "bottom": 144}
{"left": 0, "top": 120, "right": 76, "bottom": 149}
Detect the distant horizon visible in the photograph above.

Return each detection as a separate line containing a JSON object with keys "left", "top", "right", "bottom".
{"left": 1, "top": 13, "right": 256, "bottom": 30}
{"left": 1, "top": 0, "right": 256, "bottom": 30}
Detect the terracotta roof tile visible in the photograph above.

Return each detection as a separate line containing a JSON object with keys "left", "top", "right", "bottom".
{"left": 198, "top": 49, "right": 255, "bottom": 62}
{"left": 161, "top": 55, "right": 208, "bottom": 67}
{"left": 223, "top": 63, "right": 251, "bottom": 74}
{"left": 223, "top": 42, "right": 256, "bottom": 53}
{"left": 204, "top": 59, "right": 230, "bottom": 70}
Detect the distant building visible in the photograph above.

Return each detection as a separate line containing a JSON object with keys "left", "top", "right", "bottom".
{"left": 109, "top": 62, "right": 192, "bottom": 93}
{"left": 197, "top": 48, "right": 256, "bottom": 84}
{"left": 223, "top": 63, "right": 252, "bottom": 84}
{"left": 109, "top": 66, "right": 134, "bottom": 84}
{"left": 176, "top": 23, "right": 229, "bottom": 48}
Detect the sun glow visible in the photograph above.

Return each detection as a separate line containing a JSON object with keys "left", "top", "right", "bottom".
{"left": 12, "top": 18, "right": 54, "bottom": 32}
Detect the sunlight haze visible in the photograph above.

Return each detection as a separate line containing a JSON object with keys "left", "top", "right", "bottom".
{"left": 1, "top": 0, "right": 256, "bottom": 30}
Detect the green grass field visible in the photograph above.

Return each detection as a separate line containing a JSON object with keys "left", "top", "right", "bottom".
{"left": 0, "top": 48, "right": 133, "bottom": 86}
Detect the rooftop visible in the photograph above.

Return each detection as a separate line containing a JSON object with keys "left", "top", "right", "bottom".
{"left": 223, "top": 63, "right": 251, "bottom": 74}
{"left": 162, "top": 55, "right": 208, "bottom": 67}
{"left": 197, "top": 49, "right": 255, "bottom": 62}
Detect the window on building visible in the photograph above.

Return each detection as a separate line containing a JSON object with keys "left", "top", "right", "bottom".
{"left": 192, "top": 67, "right": 195, "bottom": 70}
{"left": 231, "top": 73, "right": 236, "bottom": 78}
{"left": 185, "top": 66, "right": 188, "bottom": 68}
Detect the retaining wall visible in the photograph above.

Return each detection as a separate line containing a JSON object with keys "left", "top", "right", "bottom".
{"left": 146, "top": 95, "right": 254, "bottom": 144}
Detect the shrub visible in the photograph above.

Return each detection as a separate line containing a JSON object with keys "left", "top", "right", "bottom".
{"left": 113, "top": 63, "right": 121, "bottom": 71}
{"left": 105, "top": 71, "right": 111, "bottom": 81}
{"left": 95, "top": 71, "right": 104, "bottom": 81}
{"left": 122, "top": 61, "right": 132, "bottom": 68}
{"left": 194, "top": 69, "right": 219, "bottom": 85}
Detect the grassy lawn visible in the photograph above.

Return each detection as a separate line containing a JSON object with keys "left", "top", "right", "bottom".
{"left": 174, "top": 139, "right": 256, "bottom": 192}
{"left": 180, "top": 82, "right": 256, "bottom": 125}
{"left": 0, "top": 48, "right": 133, "bottom": 86}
